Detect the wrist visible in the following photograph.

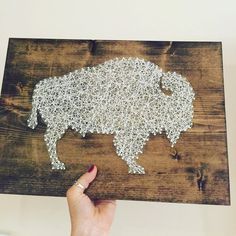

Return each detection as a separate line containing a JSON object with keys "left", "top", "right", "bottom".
{"left": 71, "top": 227, "right": 108, "bottom": 236}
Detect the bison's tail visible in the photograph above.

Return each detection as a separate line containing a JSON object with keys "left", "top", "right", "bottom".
{"left": 27, "top": 95, "right": 39, "bottom": 129}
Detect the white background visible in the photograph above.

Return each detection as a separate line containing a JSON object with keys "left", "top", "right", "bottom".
{"left": 0, "top": 0, "right": 236, "bottom": 235}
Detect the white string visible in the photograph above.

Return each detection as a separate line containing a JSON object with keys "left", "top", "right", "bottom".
{"left": 27, "top": 57, "right": 195, "bottom": 174}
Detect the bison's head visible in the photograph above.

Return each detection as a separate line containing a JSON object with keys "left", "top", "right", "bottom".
{"left": 159, "top": 71, "right": 195, "bottom": 147}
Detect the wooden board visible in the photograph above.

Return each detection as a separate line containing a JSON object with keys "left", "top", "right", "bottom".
{"left": 0, "top": 38, "right": 230, "bottom": 205}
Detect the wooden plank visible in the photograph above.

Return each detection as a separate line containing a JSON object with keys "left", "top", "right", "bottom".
{"left": 0, "top": 38, "right": 230, "bottom": 205}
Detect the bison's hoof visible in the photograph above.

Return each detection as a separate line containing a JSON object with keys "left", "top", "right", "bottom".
{"left": 128, "top": 164, "right": 145, "bottom": 175}
{"left": 52, "top": 162, "right": 66, "bottom": 170}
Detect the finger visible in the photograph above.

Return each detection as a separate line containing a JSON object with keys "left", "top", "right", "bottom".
{"left": 95, "top": 199, "right": 116, "bottom": 206}
{"left": 77, "top": 164, "right": 97, "bottom": 189}
{"left": 95, "top": 199, "right": 117, "bottom": 211}
{"left": 95, "top": 200, "right": 117, "bottom": 219}
{"left": 67, "top": 164, "right": 97, "bottom": 197}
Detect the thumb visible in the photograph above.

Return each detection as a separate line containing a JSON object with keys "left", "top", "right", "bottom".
{"left": 67, "top": 164, "right": 97, "bottom": 197}
{"left": 77, "top": 164, "right": 97, "bottom": 189}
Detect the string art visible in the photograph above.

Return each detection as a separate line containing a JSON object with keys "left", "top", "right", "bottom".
{"left": 27, "top": 57, "right": 195, "bottom": 174}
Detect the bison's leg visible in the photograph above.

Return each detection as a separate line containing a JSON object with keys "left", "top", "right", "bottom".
{"left": 44, "top": 126, "right": 67, "bottom": 170}
{"left": 114, "top": 129, "right": 149, "bottom": 174}
{"left": 126, "top": 159, "right": 145, "bottom": 174}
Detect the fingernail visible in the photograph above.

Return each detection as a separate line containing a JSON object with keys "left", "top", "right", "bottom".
{"left": 87, "top": 164, "right": 95, "bottom": 173}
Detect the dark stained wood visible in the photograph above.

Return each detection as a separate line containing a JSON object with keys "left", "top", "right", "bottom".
{"left": 0, "top": 38, "right": 230, "bottom": 205}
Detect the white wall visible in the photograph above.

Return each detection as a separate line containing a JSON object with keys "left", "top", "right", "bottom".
{"left": 0, "top": 0, "right": 236, "bottom": 235}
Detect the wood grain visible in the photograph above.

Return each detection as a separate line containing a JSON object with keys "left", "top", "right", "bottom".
{"left": 0, "top": 38, "right": 230, "bottom": 205}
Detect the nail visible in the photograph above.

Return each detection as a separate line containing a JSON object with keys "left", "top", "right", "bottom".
{"left": 87, "top": 164, "right": 95, "bottom": 173}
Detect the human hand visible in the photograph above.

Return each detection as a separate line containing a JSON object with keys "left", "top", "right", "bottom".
{"left": 66, "top": 165, "right": 116, "bottom": 236}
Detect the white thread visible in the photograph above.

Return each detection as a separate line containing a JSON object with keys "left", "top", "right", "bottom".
{"left": 27, "top": 57, "right": 195, "bottom": 174}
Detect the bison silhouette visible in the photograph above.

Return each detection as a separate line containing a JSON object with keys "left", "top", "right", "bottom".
{"left": 27, "top": 57, "right": 195, "bottom": 174}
